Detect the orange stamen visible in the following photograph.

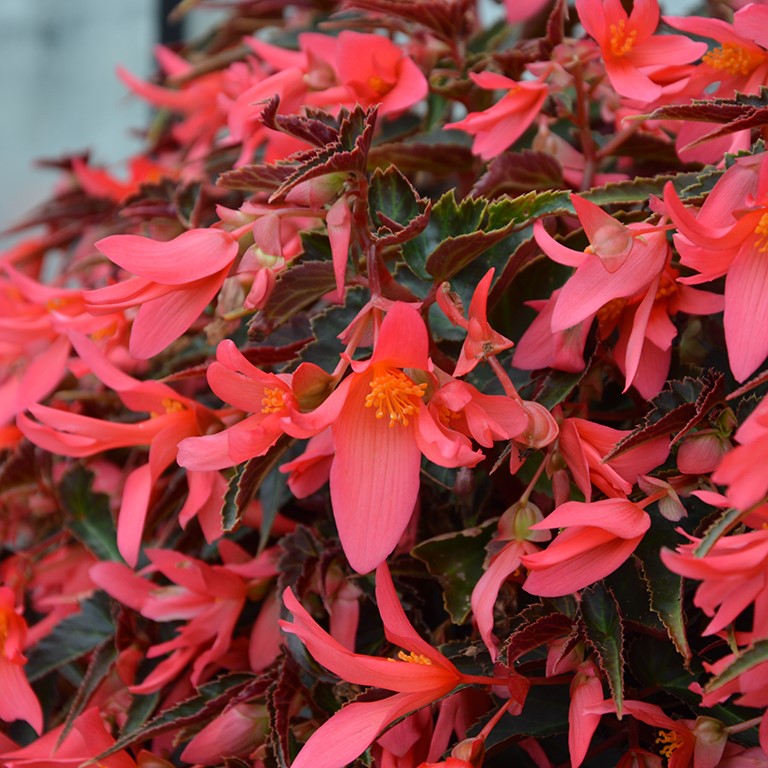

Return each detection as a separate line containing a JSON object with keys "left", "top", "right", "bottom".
{"left": 703, "top": 44, "right": 765, "bottom": 76}
{"left": 365, "top": 368, "right": 427, "bottom": 428}
{"left": 656, "top": 729, "right": 684, "bottom": 758}
{"left": 755, "top": 212, "right": 768, "bottom": 253}
{"left": 609, "top": 20, "right": 637, "bottom": 57}
{"left": 395, "top": 650, "right": 433, "bottom": 665}
{"left": 261, "top": 387, "right": 286, "bottom": 414}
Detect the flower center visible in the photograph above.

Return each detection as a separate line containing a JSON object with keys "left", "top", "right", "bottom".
{"left": 656, "top": 729, "right": 684, "bottom": 758}
{"left": 437, "top": 404, "right": 462, "bottom": 425}
{"left": 755, "top": 212, "right": 768, "bottom": 253}
{"left": 596, "top": 297, "right": 628, "bottom": 333}
{"left": 365, "top": 368, "right": 427, "bottom": 428}
{"left": 261, "top": 387, "right": 286, "bottom": 414}
{"left": 703, "top": 44, "right": 765, "bottom": 76}
{"left": 151, "top": 398, "right": 186, "bottom": 418}
{"left": 608, "top": 20, "right": 637, "bottom": 57}
{"left": 655, "top": 270, "right": 678, "bottom": 301}
{"left": 395, "top": 650, "right": 433, "bottom": 665}
{"left": 368, "top": 74, "right": 393, "bottom": 96}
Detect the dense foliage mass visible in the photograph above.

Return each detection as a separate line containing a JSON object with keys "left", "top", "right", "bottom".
{"left": 4, "top": 0, "right": 768, "bottom": 765}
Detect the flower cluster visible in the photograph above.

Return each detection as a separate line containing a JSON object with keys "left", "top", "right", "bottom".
{"left": 3, "top": 0, "right": 768, "bottom": 766}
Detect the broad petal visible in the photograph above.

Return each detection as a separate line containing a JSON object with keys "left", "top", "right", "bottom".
{"left": 523, "top": 534, "right": 642, "bottom": 597}
{"left": 330, "top": 374, "right": 422, "bottom": 574}
{"left": 0, "top": 658, "right": 43, "bottom": 734}
{"left": 117, "top": 464, "right": 153, "bottom": 567}
{"left": 291, "top": 692, "right": 436, "bottom": 768}
{"left": 531, "top": 499, "right": 650, "bottom": 538}
{"left": 129, "top": 269, "right": 228, "bottom": 359}
{"left": 96, "top": 229, "right": 237, "bottom": 284}
{"left": 371, "top": 302, "right": 429, "bottom": 369}
{"left": 724, "top": 246, "right": 768, "bottom": 381}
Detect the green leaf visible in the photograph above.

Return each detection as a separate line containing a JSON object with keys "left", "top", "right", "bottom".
{"left": 694, "top": 506, "right": 744, "bottom": 557}
{"left": 59, "top": 640, "right": 118, "bottom": 743}
{"left": 411, "top": 521, "right": 495, "bottom": 624}
{"left": 294, "top": 286, "right": 368, "bottom": 369}
{"left": 100, "top": 674, "right": 257, "bottom": 759}
{"left": 59, "top": 465, "right": 122, "bottom": 562}
{"left": 26, "top": 592, "right": 115, "bottom": 681}
{"left": 248, "top": 261, "right": 338, "bottom": 340}
{"left": 367, "top": 165, "right": 430, "bottom": 246}
{"left": 221, "top": 435, "right": 294, "bottom": 533}
{"left": 580, "top": 583, "right": 624, "bottom": 717}
{"left": 635, "top": 528, "right": 692, "bottom": 665}
{"left": 484, "top": 684, "right": 570, "bottom": 743}
{"left": 603, "top": 371, "right": 724, "bottom": 461}
{"left": 472, "top": 150, "right": 564, "bottom": 199}
{"left": 705, "top": 640, "right": 768, "bottom": 695}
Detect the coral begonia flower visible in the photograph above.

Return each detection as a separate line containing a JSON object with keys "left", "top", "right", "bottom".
{"left": 91, "top": 546, "right": 277, "bottom": 694}
{"left": 177, "top": 339, "right": 331, "bottom": 471}
{"left": 575, "top": 0, "right": 706, "bottom": 103}
{"left": 281, "top": 563, "right": 498, "bottom": 768}
{"left": 84, "top": 228, "right": 239, "bottom": 359}
{"left": 0, "top": 587, "right": 43, "bottom": 734}
{"left": 534, "top": 196, "right": 670, "bottom": 334}
{"left": 0, "top": 707, "right": 136, "bottom": 768}
{"left": 712, "top": 397, "right": 768, "bottom": 511}
{"left": 445, "top": 72, "right": 547, "bottom": 160}
{"left": 588, "top": 700, "right": 730, "bottom": 768}
{"left": 17, "top": 332, "right": 225, "bottom": 566}
{"left": 558, "top": 417, "right": 670, "bottom": 502}
{"left": 304, "top": 31, "right": 428, "bottom": 117}
{"left": 320, "top": 303, "right": 481, "bottom": 574}
{"left": 521, "top": 499, "right": 650, "bottom": 597}
{"left": 661, "top": 528, "right": 768, "bottom": 642}
{"left": 438, "top": 269, "right": 515, "bottom": 377}
{"left": 664, "top": 153, "right": 768, "bottom": 381}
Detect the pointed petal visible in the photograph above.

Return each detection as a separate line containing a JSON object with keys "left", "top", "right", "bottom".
{"left": 330, "top": 375, "right": 422, "bottom": 573}
{"left": 129, "top": 270, "right": 227, "bottom": 359}
{"left": 0, "top": 658, "right": 43, "bottom": 733}
{"left": 290, "top": 692, "right": 435, "bottom": 768}
{"left": 724, "top": 246, "right": 768, "bottom": 381}
{"left": 96, "top": 229, "right": 237, "bottom": 284}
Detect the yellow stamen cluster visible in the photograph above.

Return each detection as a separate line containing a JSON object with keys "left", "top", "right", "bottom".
{"left": 437, "top": 404, "right": 462, "bottom": 425}
{"left": 596, "top": 297, "right": 628, "bottom": 329}
{"left": 656, "top": 729, "right": 684, "bottom": 758}
{"left": 161, "top": 398, "right": 185, "bottom": 414}
{"left": 151, "top": 398, "right": 186, "bottom": 418}
{"left": 655, "top": 272, "right": 678, "bottom": 302}
{"left": 261, "top": 387, "right": 286, "bottom": 414}
{"left": 703, "top": 44, "right": 764, "bottom": 76}
{"left": 609, "top": 20, "right": 638, "bottom": 57}
{"left": 365, "top": 368, "right": 427, "bottom": 428}
{"left": 368, "top": 74, "right": 392, "bottom": 96}
{"left": 755, "top": 212, "right": 768, "bottom": 253}
{"left": 395, "top": 650, "right": 433, "bottom": 665}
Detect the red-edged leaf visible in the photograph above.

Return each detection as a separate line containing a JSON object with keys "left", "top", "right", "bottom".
{"left": 247, "top": 261, "right": 338, "bottom": 340}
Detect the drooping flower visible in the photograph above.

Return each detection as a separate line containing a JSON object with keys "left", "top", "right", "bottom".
{"left": 664, "top": 151, "right": 768, "bottom": 382}
{"left": 311, "top": 302, "right": 483, "bottom": 573}
{"left": 84, "top": 228, "right": 239, "bottom": 359}
{"left": 280, "top": 563, "right": 503, "bottom": 768}
{"left": 521, "top": 499, "right": 650, "bottom": 597}
{"left": 445, "top": 73, "right": 548, "bottom": 160}
{"left": 575, "top": 0, "right": 707, "bottom": 103}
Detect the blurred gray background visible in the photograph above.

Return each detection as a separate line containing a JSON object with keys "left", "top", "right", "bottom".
{"left": 0, "top": 0, "right": 222, "bottom": 238}
{"left": 0, "top": 0, "right": 701, "bottom": 238}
